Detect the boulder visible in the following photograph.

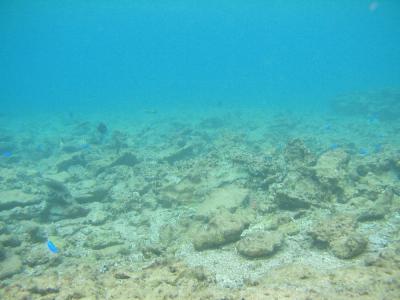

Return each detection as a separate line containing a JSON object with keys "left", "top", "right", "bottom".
{"left": 193, "top": 212, "right": 248, "bottom": 251}
{"left": 331, "top": 233, "right": 368, "bottom": 259}
{"left": 0, "top": 254, "right": 22, "bottom": 279}
{"left": 0, "top": 189, "right": 41, "bottom": 211}
{"left": 110, "top": 152, "right": 139, "bottom": 167}
{"left": 237, "top": 231, "right": 284, "bottom": 258}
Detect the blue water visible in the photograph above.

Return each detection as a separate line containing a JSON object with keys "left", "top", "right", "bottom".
{"left": 1, "top": 2, "right": 400, "bottom": 298}
{"left": 1, "top": 1, "right": 399, "bottom": 114}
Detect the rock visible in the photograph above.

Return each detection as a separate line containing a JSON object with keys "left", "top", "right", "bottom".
{"left": 309, "top": 215, "right": 356, "bottom": 247}
{"left": 273, "top": 173, "right": 323, "bottom": 210}
{"left": 44, "top": 204, "right": 90, "bottom": 221}
{"left": 283, "top": 139, "right": 316, "bottom": 167}
{"left": 43, "top": 178, "right": 71, "bottom": 205}
{"left": 71, "top": 179, "right": 109, "bottom": 203}
{"left": 0, "top": 202, "right": 46, "bottom": 221}
{"left": 28, "top": 286, "right": 60, "bottom": 296}
{"left": 86, "top": 209, "right": 109, "bottom": 226}
{"left": 0, "top": 244, "right": 5, "bottom": 261}
{"left": 331, "top": 233, "right": 368, "bottom": 259}
{"left": 0, "top": 235, "right": 21, "bottom": 247}
{"left": 114, "top": 272, "right": 130, "bottom": 279}
{"left": 357, "top": 206, "right": 386, "bottom": 222}
{"left": 25, "top": 224, "right": 47, "bottom": 243}
{"left": 0, "top": 254, "right": 22, "bottom": 279}
{"left": 309, "top": 215, "right": 368, "bottom": 259}
{"left": 193, "top": 212, "right": 248, "bottom": 251}
{"left": 56, "top": 154, "right": 86, "bottom": 172}
{"left": 110, "top": 152, "right": 139, "bottom": 167}
{"left": 196, "top": 185, "right": 249, "bottom": 215}
{"left": 84, "top": 230, "right": 123, "bottom": 250}
{"left": 163, "top": 145, "right": 196, "bottom": 164}
{"left": 237, "top": 231, "right": 284, "bottom": 258}
{"left": 0, "top": 189, "right": 41, "bottom": 210}
{"left": 0, "top": 221, "right": 7, "bottom": 234}
{"left": 24, "top": 247, "right": 50, "bottom": 267}
{"left": 314, "top": 150, "right": 349, "bottom": 185}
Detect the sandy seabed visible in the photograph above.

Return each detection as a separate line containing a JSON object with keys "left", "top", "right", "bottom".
{"left": 1, "top": 100, "right": 400, "bottom": 299}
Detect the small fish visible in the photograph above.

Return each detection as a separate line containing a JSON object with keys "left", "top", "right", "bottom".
{"left": 330, "top": 143, "right": 339, "bottom": 150}
{"left": 359, "top": 148, "right": 369, "bottom": 156}
{"left": 79, "top": 143, "right": 90, "bottom": 150}
{"left": 323, "top": 123, "right": 332, "bottom": 131}
{"left": 2, "top": 151, "right": 12, "bottom": 158}
{"left": 47, "top": 240, "right": 59, "bottom": 254}
{"left": 368, "top": 113, "right": 379, "bottom": 124}
{"left": 374, "top": 143, "right": 382, "bottom": 153}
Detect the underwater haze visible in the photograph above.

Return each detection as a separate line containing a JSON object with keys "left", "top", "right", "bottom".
{"left": 1, "top": 1, "right": 400, "bottom": 299}
{"left": 1, "top": 1, "right": 400, "bottom": 113}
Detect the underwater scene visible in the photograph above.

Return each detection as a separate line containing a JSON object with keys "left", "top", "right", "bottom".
{"left": 1, "top": 1, "right": 400, "bottom": 299}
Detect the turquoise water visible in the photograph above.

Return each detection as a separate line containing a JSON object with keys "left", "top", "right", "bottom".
{"left": 1, "top": 1, "right": 400, "bottom": 113}
{"left": 1, "top": 2, "right": 400, "bottom": 299}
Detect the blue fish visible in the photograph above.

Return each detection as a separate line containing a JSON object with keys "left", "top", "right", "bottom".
{"left": 2, "top": 151, "right": 12, "bottom": 158}
{"left": 330, "top": 143, "right": 339, "bottom": 150}
{"left": 79, "top": 143, "right": 90, "bottom": 150}
{"left": 323, "top": 123, "right": 332, "bottom": 131}
{"left": 359, "top": 148, "right": 369, "bottom": 156}
{"left": 374, "top": 143, "right": 382, "bottom": 153}
{"left": 47, "top": 240, "right": 59, "bottom": 254}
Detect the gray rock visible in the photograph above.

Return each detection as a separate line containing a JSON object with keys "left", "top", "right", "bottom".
{"left": 193, "top": 212, "right": 248, "bottom": 251}
{"left": 274, "top": 173, "right": 323, "bottom": 210}
{"left": 25, "top": 224, "right": 47, "bottom": 243}
{"left": 110, "top": 152, "right": 139, "bottom": 167}
{"left": 0, "top": 189, "right": 41, "bottom": 210}
{"left": 86, "top": 210, "right": 109, "bottom": 226}
{"left": 0, "top": 221, "right": 7, "bottom": 234}
{"left": 0, "top": 244, "right": 5, "bottom": 261}
{"left": 0, "top": 254, "right": 22, "bottom": 279}
{"left": 237, "top": 231, "right": 284, "bottom": 258}
{"left": 163, "top": 145, "right": 196, "bottom": 164}
{"left": 56, "top": 154, "right": 86, "bottom": 172}
{"left": 0, "top": 234, "right": 21, "bottom": 247}
{"left": 84, "top": 230, "right": 123, "bottom": 250}
{"left": 24, "top": 247, "right": 50, "bottom": 267}
{"left": 331, "top": 233, "right": 368, "bottom": 259}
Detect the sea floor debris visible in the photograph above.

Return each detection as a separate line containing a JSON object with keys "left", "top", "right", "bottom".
{"left": 0, "top": 106, "right": 400, "bottom": 299}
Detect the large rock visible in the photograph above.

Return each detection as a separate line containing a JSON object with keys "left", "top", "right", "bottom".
{"left": 237, "top": 231, "right": 284, "bottom": 258}
{"left": 331, "top": 233, "right": 368, "bottom": 259}
{"left": 284, "top": 139, "right": 316, "bottom": 167}
{"left": 0, "top": 254, "right": 22, "bottom": 279}
{"left": 0, "top": 189, "right": 41, "bottom": 211}
{"left": 163, "top": 145, "right": 196, "bottom": 164}
{"left": 273, "top": 172, "right": 324, "bottom": 210}
{"left": 309, "top": 215, "right": 368, "bottom": 259}
{"left": 314, "top": 150, "right": 349, "bottom": 185}
{"left": 84, "top": 229, "right": 123, "bottom": 250}
{"left": 71, "top": 179, "right": 109, "bottom": 203}
{"left": 193, "top": 212, "right": 248, "bottom": 251}
{"left": 56, "top": 154, "right": 87, "bottom": 172}
{"left": 196, "top": 185, "right": 249, "bottom": 215}
{"left": 110, "top": 152, "right": 139, "bottom": 167}
{"left": 309, "top": 215, "right": 356, "bottom": 247}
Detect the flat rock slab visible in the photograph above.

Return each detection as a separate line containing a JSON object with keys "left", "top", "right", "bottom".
{"left": 0, "top": 254, "right": 22, "bottom": 279}
{"left": 196, "top": 185, "right": 249, "bottom": 215}
{"left": 0, "top": 190, "right": 40, "bottom": 210}
{"left": 193, "top": 212, "right": 248, "bottom": 251}
{"left": 237, "top": 231, "right": 284, "bottom": 258}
